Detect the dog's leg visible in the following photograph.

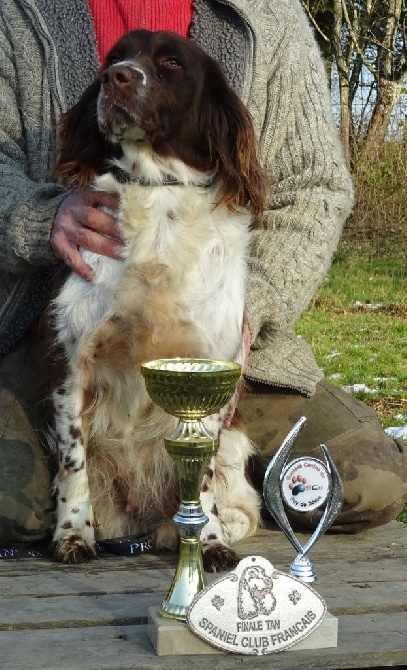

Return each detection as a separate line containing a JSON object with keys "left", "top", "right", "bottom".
{"left": 200, "top": 427, "right": 261, "bottom": 573}
{"left": 51, "top": 373, "right": 96, "bottom": 563}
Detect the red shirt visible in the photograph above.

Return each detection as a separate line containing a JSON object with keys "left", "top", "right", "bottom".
{"left": 88, "top": 0, "right": 193, "bottom": 64}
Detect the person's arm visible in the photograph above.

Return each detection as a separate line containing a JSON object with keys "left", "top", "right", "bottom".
{"left": 0, "top": 28, "right": 122, "bottom": 281}
{"left": 246, "top": 10, "right": 354, "bottom": 348}
{"left": 0, "top": 28, "right": 67, "bottom": 273}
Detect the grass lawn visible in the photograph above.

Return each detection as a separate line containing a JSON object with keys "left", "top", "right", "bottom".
{"left": 295, "top": 250, "right": 407, "bottom": 523}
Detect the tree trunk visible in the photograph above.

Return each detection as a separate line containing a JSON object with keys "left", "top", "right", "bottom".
{"left": 333, "top": 0, "right": 352, "bottom": 168}
{"left": 360, "top": 79, "right": 404, "bottom": 160}
{"left": 360, "top": 0, "right": 405, "bottom": 159}
{"left": 338, "top": 75, "right": 352, "bottom": 168}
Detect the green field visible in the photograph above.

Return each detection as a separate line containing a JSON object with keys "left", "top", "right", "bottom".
{"left": 295, "top": 250, "right": 407, "bottom": 522}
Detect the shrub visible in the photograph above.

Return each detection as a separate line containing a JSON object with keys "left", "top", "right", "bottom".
{"left": 342, "top": 140, "right": 407, "bottom": 258}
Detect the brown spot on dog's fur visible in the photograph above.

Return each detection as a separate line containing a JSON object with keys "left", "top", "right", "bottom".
{"left": 203, "top": 544, "right": 241, "bottom": 573}
{"left": 69, "top": 426, "right": 82, "bottom": 441}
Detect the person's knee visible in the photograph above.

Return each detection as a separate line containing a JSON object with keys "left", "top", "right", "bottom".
{"left": 0, "top": 336, "right": 54, "bottom": 544}
{"left": 245, "top": 391, "right": 407, "bottom": 533}
{"left": 288, "top": 422, "right": 407, "bottom": 533}
{"left": 0, "top": 436, "right": 54, "bottom": 543}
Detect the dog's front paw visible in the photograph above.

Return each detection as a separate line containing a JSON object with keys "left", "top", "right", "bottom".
{"left": 202, "top": 541, "right": 241, "bottom": 573}
{"left": 51, "top": 534, "right": 98, "bottom": 564}
{"left": 220, "top": 504, "right": 260, "bottom": 545}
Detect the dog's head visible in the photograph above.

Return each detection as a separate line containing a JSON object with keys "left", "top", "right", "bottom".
{"left": 55, "top": 30, "right": 267, "bottom": 215}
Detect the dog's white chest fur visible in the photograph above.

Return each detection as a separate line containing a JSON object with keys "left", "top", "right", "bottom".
{"left": 54, "top": 168, "right": 252, "bottom": 365}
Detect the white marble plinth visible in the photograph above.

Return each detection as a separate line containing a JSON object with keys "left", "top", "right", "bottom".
{"left": 147, "top": 607, "right": 338, "bottom": 656}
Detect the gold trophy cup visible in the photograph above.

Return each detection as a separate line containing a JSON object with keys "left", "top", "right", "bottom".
{"left": 141, "top": 358, "right": 241, "bottom": 621}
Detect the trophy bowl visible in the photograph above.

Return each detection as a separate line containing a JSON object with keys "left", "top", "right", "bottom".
{"left": 141, "top": 358, "right": 241, "bottom": 420}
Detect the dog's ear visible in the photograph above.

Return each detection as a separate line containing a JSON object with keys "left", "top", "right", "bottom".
{"left": 199, "top": 64, "right": 269, "bottom": 216}
{"left": 53, "top": 80, "right": 116, "bottom": 187}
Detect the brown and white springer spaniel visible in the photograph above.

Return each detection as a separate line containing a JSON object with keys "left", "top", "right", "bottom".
{"left": 51, "top": 30, "right": 267, "bottom": 569}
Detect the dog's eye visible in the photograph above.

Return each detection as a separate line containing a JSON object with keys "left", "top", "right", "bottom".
{"left": 161, "top": 57, "right": 182, "bottom": 69}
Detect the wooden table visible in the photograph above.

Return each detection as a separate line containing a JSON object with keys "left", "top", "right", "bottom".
{"left": 0, "top": 520, "right": 406, "bottom": 669}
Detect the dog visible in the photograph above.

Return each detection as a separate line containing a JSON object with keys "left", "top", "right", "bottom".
{"left": 50, "top": 29, "right": 267, "bottom": 569}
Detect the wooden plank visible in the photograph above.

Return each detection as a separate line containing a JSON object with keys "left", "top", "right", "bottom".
{"left": 0, "top": 551, "right": 176, "bottom": 577}
{"left": 0, "top": 577, "right": 405, "bottom": 630}
{"left": 0, "top": 613, "right": 406, "bottom": 670}
{"left": 308, "top": 558, "right": 407, "bottom": 583}
{"left": 1, "top": 558, "right": 405, "bottom": 599}
{"left": 0, "top": 593, "right": 163, "bottom": 630}
{"left": 324, "top": 580, "right": 407, "bottom": 615}
{"left": 237, "top": 521, "right": 407, "bottom": 564}
{"left": 0, "top": 568, "right": 174, "bottom": 598}
{"left": 0, "top": 521, "right": 404, "bottom": 577}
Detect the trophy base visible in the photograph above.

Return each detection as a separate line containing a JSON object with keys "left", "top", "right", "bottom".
{"left": 147, "top": 607, "right": 338, "bottom": 656}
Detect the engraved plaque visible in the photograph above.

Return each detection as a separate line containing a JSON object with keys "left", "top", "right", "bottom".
{"left": 187, "top": 555, "right": 326, "bottom": 654}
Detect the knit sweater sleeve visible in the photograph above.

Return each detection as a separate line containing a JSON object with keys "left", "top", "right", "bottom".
{"left": 0, "top": 27, "right": 67, "bottom": 274}
{"left": 245, "top": 7, "right": 354, "bottom": 347}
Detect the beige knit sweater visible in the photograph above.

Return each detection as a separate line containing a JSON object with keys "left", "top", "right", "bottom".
{"left": 0, "top": 0, "right": 354, "bottom": 394}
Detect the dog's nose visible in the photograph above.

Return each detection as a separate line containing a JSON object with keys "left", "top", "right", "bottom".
{"left": 101, "top": 65, "right": 133, "bottom": 87}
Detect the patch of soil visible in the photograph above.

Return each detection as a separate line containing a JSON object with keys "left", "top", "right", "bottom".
{"left": 367, "top": 397, "right": 407, "bottom": 421}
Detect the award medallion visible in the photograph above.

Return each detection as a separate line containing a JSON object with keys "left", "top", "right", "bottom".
{"left": 281, "top": 457, "right": 330, "bottom": 512}
{"left": 187, "top": 555, "right": 326, "bottom": 654}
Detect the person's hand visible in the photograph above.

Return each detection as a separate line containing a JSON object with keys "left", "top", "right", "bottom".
{"left": 50, "top": 188, "right": 123, "bottom": 281}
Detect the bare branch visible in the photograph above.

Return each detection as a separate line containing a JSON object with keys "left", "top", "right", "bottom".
{"left": 341, "top": 0, "right": 377, "bottom": 76}
{"left": 300, "top": 1, "right": 331, "bottom": 42}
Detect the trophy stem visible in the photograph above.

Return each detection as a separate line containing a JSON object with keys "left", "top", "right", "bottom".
{"left": 159, "top": 523, "right": 206, "bottom": 620}
{"left": 160, "top": 421, "right": 218, "bottom": 621}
